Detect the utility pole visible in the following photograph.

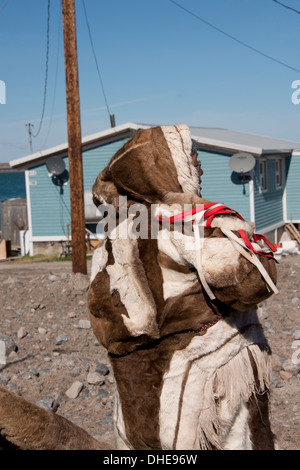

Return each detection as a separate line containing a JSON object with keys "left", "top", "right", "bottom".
{"left": 61, "top": 0, "right": 87, "bottom": 275}
{"left": 25, "top": 123, "right": 34, "bottom": 154}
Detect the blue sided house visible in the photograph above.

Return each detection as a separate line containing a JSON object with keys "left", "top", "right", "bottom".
{"left": 9, "top": 122, "right": 300, "bottom": 256}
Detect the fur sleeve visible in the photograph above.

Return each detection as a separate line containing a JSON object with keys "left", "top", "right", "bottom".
{"left": 158, "top": 210, "right": 277, "bottom": 311}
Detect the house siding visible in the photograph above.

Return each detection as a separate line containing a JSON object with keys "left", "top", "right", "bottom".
{"left": 285, "top": 155, "right": 300, "bottom": 222}
{"left": 198, "top": 150, "right": 251, "bottom": 221}
{"left": 253, "top": 158, "right": 284, "bottom": 231}
{"left": 28, "top": 137, "right": 129, "bottom": 238}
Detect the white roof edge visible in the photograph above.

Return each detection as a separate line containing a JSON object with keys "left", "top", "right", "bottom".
{"left": 191, "top": 134, "right": 262, "bottom": 155}
{"left": 191, "top": 134, "right": 298, "bottom": 155}
{"left": 9, "top": 122, "right": 148, "bottom": 168}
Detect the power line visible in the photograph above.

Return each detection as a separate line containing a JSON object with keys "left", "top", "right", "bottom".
{"left": 81, "top": 1, "right": 110, "bottom": 118}
{"left": 168, "top": 0, "right": 300, "bottom": 73}
{"left": 81, "top": 0, "right": 115, "bottom": 127}
{"left": 272, "top": 0, "right": 300, "bottom": 15}
{"left": 40, "top": 6, "right": 62, "bottom": 151}
{"left": 32, "top": 0, "right": 51, "bottom": 138}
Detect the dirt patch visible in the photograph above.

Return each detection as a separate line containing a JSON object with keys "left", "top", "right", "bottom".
{"left": 0, "top": 255, "right": 299, "bottom": 450}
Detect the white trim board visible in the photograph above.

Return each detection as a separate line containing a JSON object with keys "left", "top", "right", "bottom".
{"left": 25, "top": 170, "right": 34, "bottom": 256}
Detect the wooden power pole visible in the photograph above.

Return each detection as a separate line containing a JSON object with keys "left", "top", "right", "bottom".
{"left": 61, "top": 0, "right": 87, "bottom": 274}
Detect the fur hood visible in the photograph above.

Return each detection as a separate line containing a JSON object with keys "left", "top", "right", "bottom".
{"left": 92, "top": 124, "right": 201, "bottom": 209}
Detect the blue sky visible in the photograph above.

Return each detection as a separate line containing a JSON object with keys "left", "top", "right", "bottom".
{"left": 0, "top": 0, "right": 300, "bottom": 163}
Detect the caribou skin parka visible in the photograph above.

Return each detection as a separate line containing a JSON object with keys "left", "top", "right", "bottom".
{"left": 87, "top": 124, "right": 278, "bottom": 450}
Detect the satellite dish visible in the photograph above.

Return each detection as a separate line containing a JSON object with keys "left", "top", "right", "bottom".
{"left": 46, "top": 156, "right": 69, "bottom": 192}
{"left": 229, "top": 152, "right": 256, "bottom": 174}
{"left": 46, "top": 156, "right": 66, "bottom": 176}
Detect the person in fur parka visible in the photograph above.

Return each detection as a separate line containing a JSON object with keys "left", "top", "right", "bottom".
{"left": 87, "top": 124, "right": 278, "bottom": 450}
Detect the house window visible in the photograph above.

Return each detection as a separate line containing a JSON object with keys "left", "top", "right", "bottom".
{"left": 275, "top": 158, "right": 283, "bottom": 188}
{"left": 259, "top": 159, "right": 268, "bottom": 192}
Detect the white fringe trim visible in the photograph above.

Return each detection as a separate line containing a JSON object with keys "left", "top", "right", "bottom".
{"left": 192, "top": 344, "right": 272, "bottom": 450}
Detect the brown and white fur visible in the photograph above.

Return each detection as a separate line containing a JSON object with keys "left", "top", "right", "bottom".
{"left": 88, "top": 124, "right": 277, "bottom": 450}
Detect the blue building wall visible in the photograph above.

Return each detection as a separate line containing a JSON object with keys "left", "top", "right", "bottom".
{"left": 198, "top": 149, "right": 251, "bottom": 221}
{"left": 28, "top": 137, "right": 129, "bottom": 237}
{"left": 253, "top": 159, "right": 284, "bottom": 231}
{"left": 285, "top": 155, "right": 300, "bottom": 222}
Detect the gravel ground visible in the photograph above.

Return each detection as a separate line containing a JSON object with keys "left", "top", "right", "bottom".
{"left": 0, "top": 254, "right": 299, "bottom": 450}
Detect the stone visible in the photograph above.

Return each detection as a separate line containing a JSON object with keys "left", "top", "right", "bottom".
{"left": 65, "top": 381, "right": 84, "bottom": 399}
{"left": 17, "top": 327, "right": 28, "bottom": 339}
{"left": 294, "top": 330, "right": 300, "bottom": 340}
{"left": 38, "top": 327, "right": 47, "bottom": 335}
{"left": 87, "top": 372, "right": 104, "bottom": 385}
{"left": 275, "top": 381, "right": 284, "bottom": 388}
{"left": 48, "top": 275, "right": 58, "bottom": 282}
{"left": 70, "top": 367, "right": 82, "bottom": 378}
{"left": 95, "top": 362, "right": 110, "bottom": 376}
{"left": 78, "top": 319, "right": 91, "bottom": 329}
{"left": 8, "top": 351, "right": 18, "bottom": 361}
{"left": 0, "top": 333, "right": 17, "bottom": 365}
{"left": 54, "top": 334, "right": 68, "bottom": 345}
{"left": 52, "top": 392, "right": 66, "bottom": 412}
{"left": 36, "top": 397, "right": 54, "bottom": 411}
{"left": 97, "top": 389, "right": 109, "bottom": 399}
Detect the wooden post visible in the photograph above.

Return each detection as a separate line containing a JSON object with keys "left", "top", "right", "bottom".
{"left": 61, "top": 0, "right": 87, "bottom": 274}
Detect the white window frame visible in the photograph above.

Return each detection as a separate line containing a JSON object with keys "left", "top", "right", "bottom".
{"left": 275, "top": 158, "right": 283, "bottom": 189}
{"left": 259, "top": 159, "right": 268, "bottom": 193}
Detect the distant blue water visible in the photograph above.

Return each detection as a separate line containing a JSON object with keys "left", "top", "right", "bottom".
{"left": 0, "top": 172, "right": 26, "bottom": 229}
